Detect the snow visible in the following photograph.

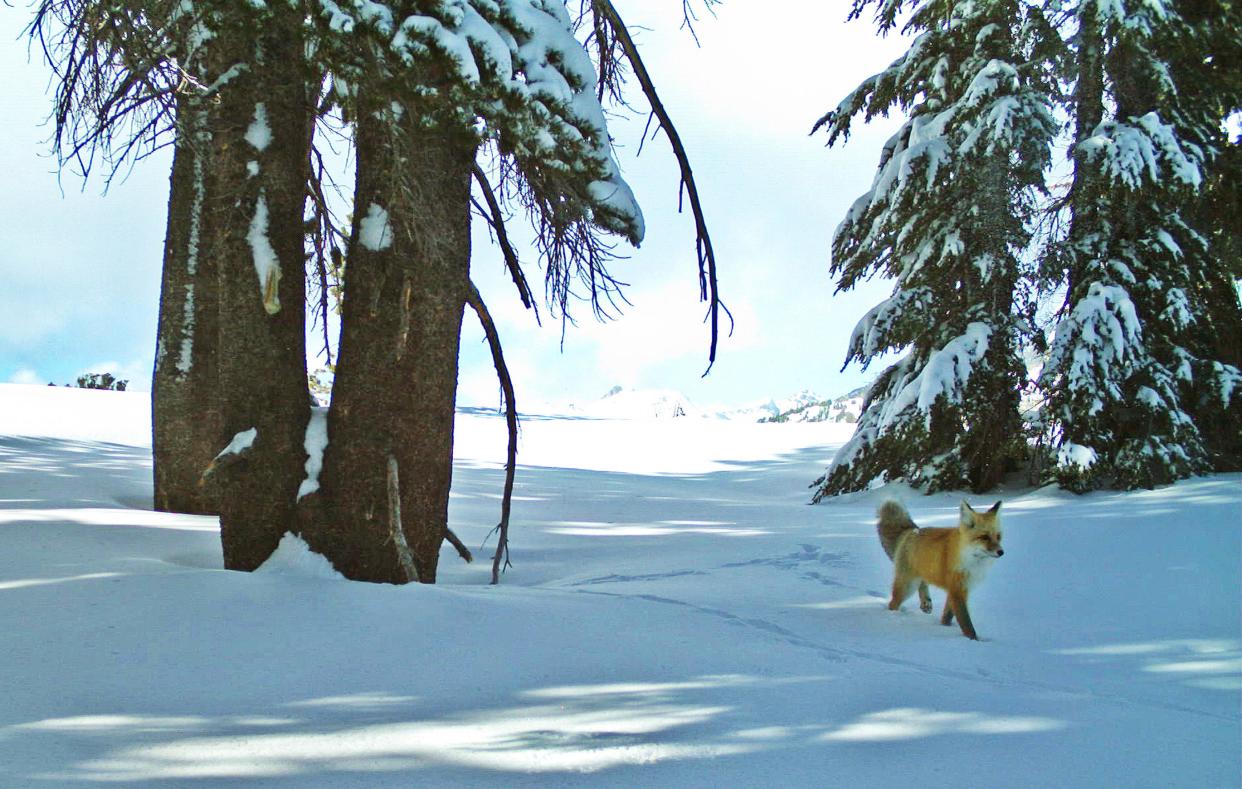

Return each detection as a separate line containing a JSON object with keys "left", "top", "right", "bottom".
{"left": 859, "top": 323, "right": 992, "bottom": 435}
{"left": 215, "top": 427, "right": 257, "bottom": 459}
{"left": 1048, "top": 280, "right": 1143, "bottom": 394}
{"left": 247, "top": 192, "right": 282, "bottom": 314}
{"left": 1057, "top": 442, "right": 1098, "bottom": 470}
{"left": 244, "top": 102, "right": 272, "bottom": 152}
{"left": 1083, "top": 113, "right": 1202, "bottom": 190}
{"left": 514, "top": 387, "right": 861, "bottom": 425}
{"left": 566, "top": 386, "right": 699, "bottom": 420}
{"left": 297, "top": 407, "right": 328, "bottom": 500}
{"left": 255, "top": 533, "right": 343, "bottom": 581}
{"left": 316, "top": 0, "right": 645, "bottom": 244}
{"left": 176, "top": 284, "right": 195, "bottom": 375}
{"left": 394, "top": 15, "right": 480, "bottom": 80}
{"left": 357, "top": 202, "right": 393, "bottom": 251}
{"left": 176, "top": 108, "right": 209, "bottom": 376}
{"left": 0, "top": 384, "right": 1238, "bottom": 786}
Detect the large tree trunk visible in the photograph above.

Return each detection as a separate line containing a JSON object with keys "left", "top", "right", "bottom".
{"left": 208, "top": 7, "right": 314, "bottom": 570}
{"left": 1066, "top": 0, "right": 1106, "bottom": 286}
{"left": 963, "top": 161, "right": 1023, "bottom": 493}
{"left": 152, "top": 100, "right": 224, "bottom": 515}
{"left": 308, "top": 106, "right": 475, "bottom": 584}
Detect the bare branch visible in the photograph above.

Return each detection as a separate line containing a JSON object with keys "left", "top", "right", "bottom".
{"left": 465, "top": 281, "right": 518, "bottom": 585}
{"left": 443, "top": 528, "right": 473, "bottom": 563}
{"left": 28, "top": 0, "right": 190, "bottom": 185}
{"left": 307, "top": 138, "right": 350, "bottom": 365}
{"left": 680, "top": 0, "right": 722, "bottom": 47}
{"left": 386, "top": 455, "right": 420, "bottom": 583}
{"left": 471, "top": 163, "right": 540, "bottom": 324}
{"left": 592, "top": 0, "right": 733, "bottom": 374}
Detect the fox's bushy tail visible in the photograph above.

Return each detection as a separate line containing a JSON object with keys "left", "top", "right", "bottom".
{"left": 877, "top": 500, "right": 916, "bottom": 561}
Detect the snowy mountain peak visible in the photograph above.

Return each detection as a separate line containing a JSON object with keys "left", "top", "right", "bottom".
{"left": 568, "top": 386, "right": 697, "bottom": 419}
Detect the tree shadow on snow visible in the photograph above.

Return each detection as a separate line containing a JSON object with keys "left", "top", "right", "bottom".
{"left": 0, "top": 435, "right": 153, "bottom": 510}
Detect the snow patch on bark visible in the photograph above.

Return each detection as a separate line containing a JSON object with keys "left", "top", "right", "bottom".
{"left": 297, "top": 407, "right": 329, "bottom": 500}
{"left": 215, "top": 428, "right": 257, "bottom": 460}
{"left": 247, "top": 193, "right": 282, "bottom": 314}
{"left": 245, "top": 102, "right": 272, "bottom": 151}
{"left": 177, "top": 110, "right": 209, "bottom": 377}
{"left": 176, "top": 284, "right": 195, "bottom": 375}
{"left": 358, "top": 203, "right": 393, "bottom": 251}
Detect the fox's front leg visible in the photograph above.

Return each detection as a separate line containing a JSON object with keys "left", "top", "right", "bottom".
{"left": 918, "top": 582, "right": 932, "bottom": 613}
{"left": 947, "top": 592, "right": 978, "bottom": 640}
{"left": 940, "top": 597, "right": 955, "bottom": 626}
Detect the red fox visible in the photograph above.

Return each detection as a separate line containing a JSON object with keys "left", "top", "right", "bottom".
{"left": 877, "top": 499, "right": 1004, "bottom": 640}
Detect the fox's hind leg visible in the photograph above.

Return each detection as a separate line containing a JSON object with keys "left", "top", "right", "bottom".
{"left": 940, "top": 597, "right": 955, "bottom": 626}
{"left": 888, "top": 567, "right": 917, "bottom": 611}
{"left": 918, "top": 582, "right": 932, "bottom": 613}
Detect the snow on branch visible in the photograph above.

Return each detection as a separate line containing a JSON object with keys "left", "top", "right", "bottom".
{"left": 1081, "top": 112, "right": 1203, "bottom": 190}
{"left": 315, "top": 0, "right": 644, "bottom": 244}
{"left": 878, "top": 322, "right": 993, "bottom": 430}
{"left": 199, "top": 427, "right": 257, "bottom": 485}
{"left": 845, "top": 287, "right": 933, "bottom": 366}
{"left": 1046, "top": 280, "right": 1144, "bottom": 408}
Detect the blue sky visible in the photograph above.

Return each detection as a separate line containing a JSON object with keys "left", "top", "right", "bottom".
{"left": 1, "top": 1, "right": 908, "bottom": 408}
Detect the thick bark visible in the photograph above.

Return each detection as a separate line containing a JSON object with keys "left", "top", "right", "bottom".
{"left": 152, "top": 102, "right": 224, "bottom": 515}
{"left": 308, "top": 107, "right": 474, "bottom": 584}
{"left": 1067, "top": 1, "right": 1106, "bottom": 276}
{"left": 962, "top": 164, "right": 1023, "bottom": 493}
{"left": 209, "top": 7, "right": 314, "bottom": 570}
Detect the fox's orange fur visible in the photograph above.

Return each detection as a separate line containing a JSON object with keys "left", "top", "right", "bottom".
{"left": 877, "top": 499, "right": 1004, "bottom": 640}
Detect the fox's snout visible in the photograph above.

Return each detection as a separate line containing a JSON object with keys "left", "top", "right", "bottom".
{"left": 996, "top": 548, "right": 1004, "bottom": 557}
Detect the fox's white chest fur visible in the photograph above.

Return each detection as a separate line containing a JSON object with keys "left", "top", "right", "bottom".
{"left": 957, "top": 544, "right": 996, "bottom": 590}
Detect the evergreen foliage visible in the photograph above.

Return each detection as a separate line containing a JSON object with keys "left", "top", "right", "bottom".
{"left": 70, "top": 373, "right": 129, "bottom": 391}
{"left": 313, "top": 0, "right": 645, "bottom": 247}
{"left": 815, "top": 0, "right": 1242, "bottom": 498}
{"left": 1041, "top": 0, "right": 1242, "bottom": 490}
{"left": 813, "top": 0, "right": 1057, "bottom": 498}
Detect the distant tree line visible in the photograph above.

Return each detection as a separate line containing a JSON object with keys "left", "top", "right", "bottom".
{"left": 48, "top": 372, "right": 129, "bottom": 391}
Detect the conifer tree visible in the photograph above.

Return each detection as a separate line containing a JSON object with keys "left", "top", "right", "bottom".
{"left": 30, "top": 0, "right": 232, "bottom": 515}
{"left": 1040, "top": 0, "right": 1242, "bottom": 490}
{"left": 32, "top": 0, "right": 723, "bottom": 581}
{"left": 812, "top": 0, "right": 1057, "bottom": 498}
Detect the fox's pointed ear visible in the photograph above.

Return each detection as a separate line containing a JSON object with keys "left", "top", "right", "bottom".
{"left": 989, "top": 500, "right": 1002, "bottom": 514}
{"left": 960, "top": 500, "right": 975, "bottom": 527}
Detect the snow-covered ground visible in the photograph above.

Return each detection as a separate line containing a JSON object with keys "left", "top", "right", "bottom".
{"left": 0, "top": 383, "right": 1238, "bottom": 787}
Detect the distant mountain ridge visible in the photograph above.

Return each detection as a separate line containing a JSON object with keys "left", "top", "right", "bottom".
{"left": 560, "top": 385, "right": 867, "bottom": 423}
{"left": 757, "top": 386, "right": 866, "bottom": 424}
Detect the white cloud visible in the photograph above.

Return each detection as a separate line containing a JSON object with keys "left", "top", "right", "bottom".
{"left": 617, "top": 1, "right": 910, "bottom": 139}
{"left": 6, "top": 368, "right": 42, "bottom": 385}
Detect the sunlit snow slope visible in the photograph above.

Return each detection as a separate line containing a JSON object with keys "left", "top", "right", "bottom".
{"left": 0, "top": 384, "right": 1237, "bottom": 787}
